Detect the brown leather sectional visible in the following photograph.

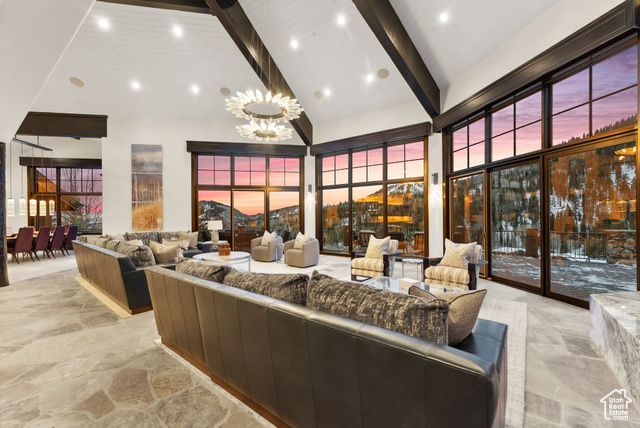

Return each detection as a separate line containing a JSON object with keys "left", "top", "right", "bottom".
{"left": 144, "top": 266, "right": 508, "bottom": 427}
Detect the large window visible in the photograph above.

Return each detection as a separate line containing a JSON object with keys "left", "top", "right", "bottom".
{"left": 194, "top": 154, "right": 302, "bottom": 249}
{"left": 319, "top": 140, "right": 426, "bottom": 256}
{"left": 491, "top": 91, "right": 542, "bottom": 161}
{"left": 28, "top": 166, "right": 103, "bottom": 232}
{"left": 453, "top": 117, "right": 485, "bottom": 171}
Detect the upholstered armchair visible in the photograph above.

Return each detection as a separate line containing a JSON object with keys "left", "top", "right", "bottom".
{"left": 350, "top": 239, "right": 400, "bottom": 281}
{"left": 251, "top": 235, "right": 283, "bottom": 262}
{"left": 423, "top": 243, "right": 484, "bottom": 290}
{"left": 284, "top": 238, "right": 319, "bottom": 268}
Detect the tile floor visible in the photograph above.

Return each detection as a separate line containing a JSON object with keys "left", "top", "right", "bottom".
{"left": 1, "top": 254, "right": 639, "bottom": 427}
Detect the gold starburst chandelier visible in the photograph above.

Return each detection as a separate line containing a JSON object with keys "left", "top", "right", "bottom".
{"left": 226, "top": 89, "right": 302, "bottom": 141}
{"left": 236, "top": 121, "right": 293, "bottom": 142}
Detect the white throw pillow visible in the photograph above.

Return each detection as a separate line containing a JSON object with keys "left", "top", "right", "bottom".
{"left": 293, "top": 232, "right": 309, "bottom": 249}
{"left": 364, "top": 236, "right": 391, "bottom": 260}
{"left": 179, "top": 231, "right": 198, "bottom": 249}
{"left": 438, "top": 239, "right": 477, "bottom": 269}
{"left": 261, "top": 231, "right": 277, "bottom": 246}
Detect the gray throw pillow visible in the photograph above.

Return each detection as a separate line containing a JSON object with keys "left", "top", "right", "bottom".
{"left": 118, "top": 244, "right": 156, "bottom": 268}
{"left": 157, "top": 231, "right": 181, "bottom": 242}
{"left": 308, "top": 272, "right": 449, "bottom": 344}
{"left": 409, "top": 287, "right": 487, "bottom": 346}
{"left": 106, "top": 239, "right": 127, "bottom": 253}
{"left": 176, "top": 259, "right": 232, "bottom": 283}
{"left": 223, "top": 271, "right": 308, "bottom": 305}
{"left": 124, "top": 231, "right": 159, "bottom": 246}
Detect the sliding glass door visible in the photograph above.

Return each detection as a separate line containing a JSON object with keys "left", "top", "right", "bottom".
{"left": 490, "top": 162, "right": 541, "bottom": 288}
{"left": 450, "top": 173, "right": 485, "bottom": 274}
{"left": 547, "top": 138, "right": 637, "bottom": 302}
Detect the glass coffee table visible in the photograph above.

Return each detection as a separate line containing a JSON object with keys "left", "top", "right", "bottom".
{"left": 193, "top": 251, "right": 251, "bottom": 272}
{"left": 363, "top": 277, "right": 465, "bottom": 295}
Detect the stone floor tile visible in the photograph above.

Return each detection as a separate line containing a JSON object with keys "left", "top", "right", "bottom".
{"left": 525, "top": 391, "right": 562, "bottom": 423}
{"left": 73, "top": 389, "right": 115, "bottom": 419}
{"left": 107, "top": 367, "right": 154, "bottom": 405}
{"left": 150, "top": 366, "right": 193, "bottom": 399}
{"left": 218, "top": 410, "right": 267, "bottom": 428}
{"left": 154, "top": 385, "right": 231, "bottom": 427}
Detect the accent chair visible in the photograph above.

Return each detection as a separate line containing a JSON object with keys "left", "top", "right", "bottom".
{"left": 284, "top": 238, "right": 319, "bottom": 268}
{"left": 350, "top": 238, "right": 400, "bottom": 281}
{"left": 423, "top": 243, "right": 484, "bottom": 290}
{"left": 251, "top": 234, "right": 284, "bottom": 262}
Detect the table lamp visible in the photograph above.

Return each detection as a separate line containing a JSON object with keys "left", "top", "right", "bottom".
{"left": 208, "top": 220, "right": 223, "bottom": 242}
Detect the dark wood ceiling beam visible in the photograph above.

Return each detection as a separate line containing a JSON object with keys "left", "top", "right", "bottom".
{"left": 98, "top": 0, "right": 212, "bottom": 14}
{"left": 204, "top": 0, "right": 313, "bottom": 146}
{"left": 352, "top": 0, "right": 440, "bottom": 118}
{"left": 17, "top": 112, "right": 108, "bottom": 138}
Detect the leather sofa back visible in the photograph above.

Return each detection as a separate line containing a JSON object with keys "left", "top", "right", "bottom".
{"left": 73, "top": 240, "right": 153, "bottom": 313}
{"left": 145, "top": 266, "right": 507, "bottom": 427}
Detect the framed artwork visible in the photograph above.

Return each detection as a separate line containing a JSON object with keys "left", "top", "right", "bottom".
{"left": 131, "top": 144, "right": 163, "bottom": 230}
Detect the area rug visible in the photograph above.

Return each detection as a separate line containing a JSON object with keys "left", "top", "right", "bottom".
{"left": 479, "top": 299, "right": 528, "bottom": 428}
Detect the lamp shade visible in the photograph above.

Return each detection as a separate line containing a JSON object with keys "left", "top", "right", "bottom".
{"left": 208, "top": 220, "right": 223, "bottom": 231}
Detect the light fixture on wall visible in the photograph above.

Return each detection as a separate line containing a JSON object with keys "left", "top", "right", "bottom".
{"left": 432, "top": 173, "right": 439, "bottom": 185}
{"left": 7, "top": 140, "right": 14, "bottom": 217}
{"left": 39, "top": 200, "right": 46, "bottom": 217}
{"left": 29, "top": 199, "right": 37, "bottom": 217}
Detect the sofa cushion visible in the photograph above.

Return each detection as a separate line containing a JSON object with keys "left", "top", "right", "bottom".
{"left": 307, "top": 272, "right": 448, "bottom": 344}
{"left": 85, "top": 235, "right": 101, "bottom": 245}
{"left": 124, "top": 231, "right": 159, "bottom": 246}
{"left": 425, "top": 265, "right": 470, "bottom": 285}
{"left": 364, "top": 236, "right": 390, "bottom": 260}
{"left": 409, "top": 287, "right": 487, "bottom": 346}
{"left": 439, "top": 239, "right": 476, "bottom": 269}
{"left": 149, "top": 240, "right": 181, "bottom": 264}
{"left": 223, "top": 271, "right": 308, "bottom": 305}
{"left": 95, "top": 237, "right": 109, "bottom": 248}
{"left": 351, "top": 257, "right": 384, "bottom": 272}
{"left": 179, "top": 231, "right": 198, "bottom": 249}
{"left": 118, "top": 244, "right": 156, "bottom": 268}
{"left": 176, "top": 259, "right": 231, "bottom": 283}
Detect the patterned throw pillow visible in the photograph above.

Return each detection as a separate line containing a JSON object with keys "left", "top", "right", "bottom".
{"left": 95, "top": 237, "right": 109, "bottom": 248}
{"left": 307, "top": 272, "right": 449, "bottom": 344}
{"left": 179, "top": 231, "right": 198, "bottom": 249}
{"left": 124, "top": 232, "right": 159, "bottom": 246}
{"left": 438, "top": 239, "right": 477, "bottom": 269}
{"left": 364, "top": 236, "right": 391, "bottom": 260}
{"left": 293, "top": 232, "right": 309, "bottom": 249}
{"left": 176, "top": 259, "right": 233, "bottom": 283}
{"left": 157, "top": 231, "right": 181, "bottom": 242}
{"left": 409, "top": 287, "right": 487, "bottom": 346}
{"left": 260, "top": 230, "right": 277, "bottom": 246}
{"left": 106, "top": 233, "right": 125, "bottom": 241}
{"left": 162, "top": 239, "right": 189, "bottom": 251}
{"left": 125, "top": 239, "right": 144, "bottom": 246}
{"left": 223, "top": 271, "right": 308, "bottom": 305}
{"left": 118, "top": 244, "right": 156, "bottom": 268}
{"left": 149, "top": 241, "right": 181, "bottom": 264}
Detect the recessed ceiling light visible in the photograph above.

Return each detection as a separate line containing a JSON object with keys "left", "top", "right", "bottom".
{"left": 377, "top": 68, "right": 389, "bottom": 79}
{"left": 366, "top": 74, "right": 374, "bottom": 83}
{"left": 131, "top": 81, "right": 141, "bottom": 91}
{"left": 173, "top": 25, "right": 183, "bottom": 37}
{"left": 314, "top": 91, "right": 324, "bottom": 100}
{"left": 220, "top": 87, "right": 231, "bottom": 96}
{"left": 439, "top": 12, "right": 449, "bottom": 23}
{"left": 191, "top": 85, "right": 200, "bottom": 94}
{"left": 337, "top": 15, "right": 346, "bottom": 26}
{"left": 324, "top": 88, "right": 331, "bottom": 96}
{"left": 69, "top": 77, "right": 85, "bottom": 88}
{"left": 97, "top": 18, "right": 110, "bottom": 30}
{"left": 290, "top": 39, "right": 299, "bottom": 49}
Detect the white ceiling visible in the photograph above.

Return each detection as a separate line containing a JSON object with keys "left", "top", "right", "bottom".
{"left": 239, "top": 0, "right": 420, "bottom": 125}
{"left": 389, "top": 0, "right": 560, "bottom": 89}
{"left": 32, "top": 2, "right": 267, "bottom": 125}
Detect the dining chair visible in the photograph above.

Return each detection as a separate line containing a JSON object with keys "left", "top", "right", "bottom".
{"left": 8, "top": 227, "right": 35, "bottom": 263}
{"left": 32, "top": 226, "right": 51, "bottom": 261}
{"left": 62, "top": 225, "right": 78, "bottom": 255}
{"left": 48, "top": 226, "right": 66, "bottom": 257}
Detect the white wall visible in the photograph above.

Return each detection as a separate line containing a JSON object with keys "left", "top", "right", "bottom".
{"left": 427, "top": 132, "right": 443, "bottom": 257}
{"left": 102, "top": 116, "right": 307, "bottom": 234}
{"left": 442, "top": 0, "right": 625, "bottom": 111}
{"left": 314, "top": 100, "right": 430, "bottom": 144}
{"left": 5, "top": 136, "right": 101, "bottom": 232}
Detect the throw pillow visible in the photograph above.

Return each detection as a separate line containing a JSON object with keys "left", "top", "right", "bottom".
{"left": 307, "top": 272, "right": 449, "bottom": 344}
{"left": 106, "top": 233, "right": 125, "bottom": 241}
{"left": 176, "top": 259, "right": 233, "bottom": 283}
{"left": 157, "top": 231, "right": 181, "bottom": 242}
{"left": 223, "top": 271, "right": 309, "bottom": 305}
{"left": 119, "top": 244, "right": 156, "bottom": 268}
{"left": 364, "top": 236, "right": 391, "bottom": 260}
{"left": 125, "top": 239, "right": 144, "bottom": 246}
{"left": 162, "top": 238, "right": 189, "bottom": 251}
{"left": 124, "top": 232, "right": 159, "bottom": 246}
{"left": 95, "top": 237, "right": 109, "bottom": 248}
{"left": 409, "top": 287, "right": 487, "bottom": 346}
{"left": 149, "top": 241, "right": 181, "bottom": 264}
{"left": 105, "top": 239, "right": 125, "bottom": 253}
{"left": 260, "top": 230, "right": 277, "bottom": 246}
{"left": 86, "top": 235, "right": 100, "bottom": 245}
{"left": 293, "top": 232, "right": 309, "bottom": 249}
{"left": 179, "top": 231, "right": 198, "bottom": 249}
{"left": 438, "top": 239, "right": 477, "bottom": 269}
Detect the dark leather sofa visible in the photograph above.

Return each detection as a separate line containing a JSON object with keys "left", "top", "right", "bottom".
{"left": 144, "top": 266, "right": 508, "bottom": 427}
{"left": 73, "top": 240, "right": 175, "bottom": 314}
